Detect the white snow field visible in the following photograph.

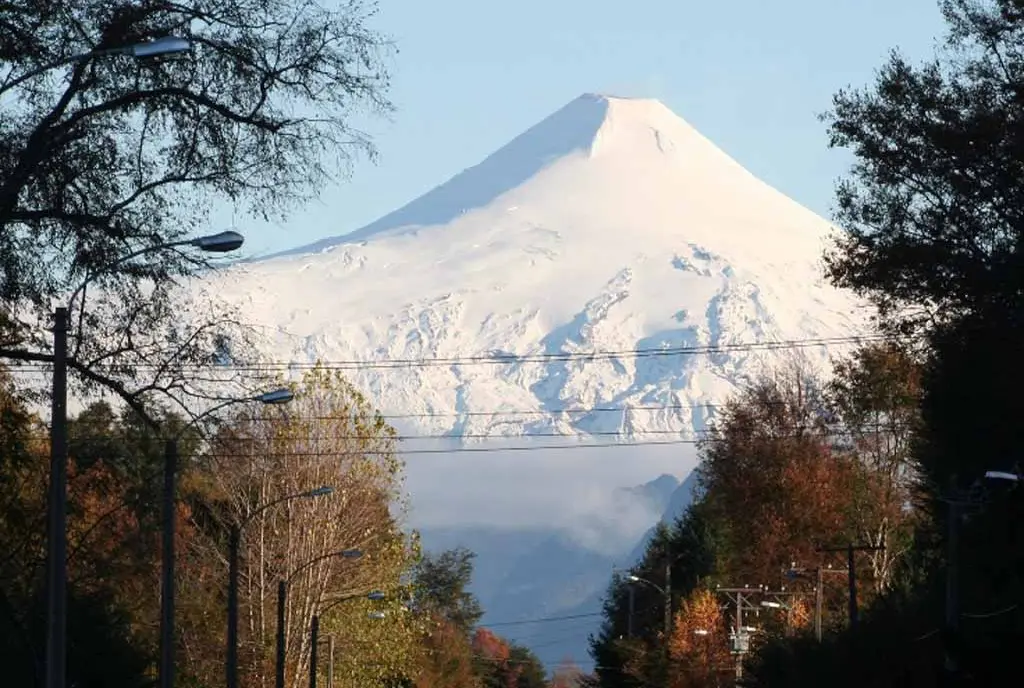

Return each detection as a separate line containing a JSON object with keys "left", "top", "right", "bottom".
{"left": 207, "top": 92, "right": 869, "bottom": 448}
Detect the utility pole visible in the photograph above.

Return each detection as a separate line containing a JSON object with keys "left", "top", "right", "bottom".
{"left": 815, "top": 543, "right": 884, "bottom": 628}
{"left": 944, "top": 475, "right": 961, "bottom": 681}
{"left": 716, "top": 587, "right": 760, "bottom": 685}
{"left": 815, "top": 567, "right": 823, "bottom": 642}
{"left": 45, "top": 307, "right": 68, "bottom": 688}
{"left": 627, "top": 584, "right": 635, "bottom": 638}
{"left": 786, "top": 564, "right": 845, "bottom": 641}
{"left": 664, "top": 560, "right": 672, "bottom": 638}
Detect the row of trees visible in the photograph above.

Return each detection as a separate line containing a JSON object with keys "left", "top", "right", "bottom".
{"left": 0, "top": 361, "right": 584, "bottom": 687}
{"left": 589, "top": 1, "right": 1024, "bottom": 685}
{"left": 586, "top": 341, "right": 924, "bottom": 688}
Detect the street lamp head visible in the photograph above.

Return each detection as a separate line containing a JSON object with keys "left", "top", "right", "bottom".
{"left": 367, "top": 590, "right": 386, "bottom": 601}
{"left": 190, "top": 230, "right": 245, "bottom": 253}
{"left": 760, "top": 601, "right": 783, "bottom": 609}
{"left": 256, "top": 388, "right": 294, "bottom": 405}
{"left": 128, "top": 36, "right": 192, "bottom": 58}
{"left": 627, "top": 575, "right": 640, "bottom": 582}
{"left": 306, "top": 486, "right": 334, "bottom": 498}
{"left": 341, "top": 549, "right": 362, "bottom": 559}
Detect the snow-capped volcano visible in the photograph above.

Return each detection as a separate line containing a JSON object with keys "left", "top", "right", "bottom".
{"left": 201, "top": 93, "right": 871, "bottom": 669}
{"left": 211, "top": 92, "right": 867, "bottom": 443}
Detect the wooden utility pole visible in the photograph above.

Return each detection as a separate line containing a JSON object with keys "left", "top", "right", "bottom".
{"left": 816, "top": 543, "right": 885, "bottom": 628}
{"left": 786, "top": 564, "right": 846, "bottom": 641}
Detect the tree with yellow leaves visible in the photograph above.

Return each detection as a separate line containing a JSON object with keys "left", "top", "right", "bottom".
{"left": 182, "top": 365, "right": 425, "bottom": 687}
{"left": 667, "top": 589, "right": 732, "bottom": 688}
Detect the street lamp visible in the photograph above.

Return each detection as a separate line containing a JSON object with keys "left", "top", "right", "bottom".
{"left": 161, "top": 386, "right": 293, "bottom": 688}
{"left": 45, "top": 229, "right": 243, "bottom": 688}
{"left": 276, "top": 549, "right": 363, "bottom": 688}
{"left": 310, "top": 591, "right": 387, "bottom": 688}
{"left": 7, "top": 36, "right": 191, "bottom": 94}
{"left": 627, "top": 574, "right": 672, "bottom": 638}
{"left": 227, "top": 486, "right": 334, "bottom": 688}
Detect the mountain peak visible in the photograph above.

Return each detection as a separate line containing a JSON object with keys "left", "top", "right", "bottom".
{"left": 260, "top": 93, "right": 726, "bottom": 259}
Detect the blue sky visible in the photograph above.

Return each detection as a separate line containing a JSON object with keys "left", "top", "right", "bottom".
{"left": 225, "top": 0, "right": 949, "bottom": 258}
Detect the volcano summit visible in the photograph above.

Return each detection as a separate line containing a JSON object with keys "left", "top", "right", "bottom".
{"left": 209, "top": 93, "right": 867, "bottom": 441}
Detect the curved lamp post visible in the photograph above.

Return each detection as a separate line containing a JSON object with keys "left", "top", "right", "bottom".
{"left": 227, "top": 486, "right": 334, "bottom": 688}
{"left": 7, "top": 36, "right": 191, "bottom": 94}
{"left": 161, "top": 386, "right": 293, "bottom": 688}
{"left": 310, "top": 590, "right": 387, "bottom": 688}
{"left": 276, "top": 549, "right": 363, "bottom": 688}
{"left": 627, "top": 573, "right": 672, "bottom": 638}
{"left": 45, "top": 229, "right": 241, "bottom": 688}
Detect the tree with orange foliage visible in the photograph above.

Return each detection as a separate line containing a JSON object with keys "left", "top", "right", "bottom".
{"left": 696, "top": 361, "right": 867, "bottom": 628}
{"left": 666, "top": 588, "right": 732, "bottom": 688}
{"left": 472, "top": 627, "right": 547, "bottom": 688}
{"left": 414, "top": 618, "right": 481, "bottom": 688}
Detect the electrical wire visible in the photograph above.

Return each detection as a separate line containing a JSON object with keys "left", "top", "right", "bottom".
{"left": 2, "top": 333, "right": 886, "bottom": 373}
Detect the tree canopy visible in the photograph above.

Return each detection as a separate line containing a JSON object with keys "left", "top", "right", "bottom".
{"left": 0, "top": 0, "right": 392, "bottom": 409}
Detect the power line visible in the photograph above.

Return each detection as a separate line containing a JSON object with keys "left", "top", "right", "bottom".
{"left": 2, "top": 334, "right": 885, "bottom": 373}
{"left": 483, "top": 612, "right": 605, "bottom": 628}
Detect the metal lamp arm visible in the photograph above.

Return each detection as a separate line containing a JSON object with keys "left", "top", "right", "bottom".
{"left": 630, "top": 576, "right": 667, "bottom": 596}
{"left": 67, "top": 238, "right": 191, "bottom": 317}
{"left": 319, "top": 592, "right": 368, "bottom": 616}
{"left": 287, "top": 550, "right": 352, "bottom": 585}
{"left": 2, "top": 50, "right": 108, "bottom": 94}
{"left": 239, "top": 489, "right": 322, "bottom": 531}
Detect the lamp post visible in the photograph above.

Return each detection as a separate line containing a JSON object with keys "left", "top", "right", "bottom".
{"left": 628, "top": 570, "right": 672, "bottom": 637}
{"left": 310, "top": 592, "right": 387, "bottom": 688}
{"left": 943, "top": 468, "right": 1020, "bottom": 680}
{"left": 45, "top": 227, "right": 238, "bottom": 688}
{"left": 227, "top": 486, "right": 334, "bottom": 688}
{"left": 276, "top": 549, "right": 364, "bottom": 688}
{"left": 161, "top": 386, "right": 293, "bottom": 688}
{"left": 7, "top": 36, "right": 191, "bottom": 94}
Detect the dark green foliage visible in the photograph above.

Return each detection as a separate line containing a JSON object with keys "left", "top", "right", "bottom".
{"left": 823, "top": 0, "right": 1024, "bottom": 335}
{"left": 0, "top": 0, "right": 390, "bottom": 312}
{"left": 588, "top": 506, "right": 719, "bottom": 688}
{"left": 746, "top": 2, "right": 1024, "bottom": 685}
{"left": 507, "top": 644, "right": 550, "bottom": 688}
{"left": 414, "top": 547, "right": 485, "bottom": 634}
{"left": 0, "top": 0, "right": 392, "bottom": 412}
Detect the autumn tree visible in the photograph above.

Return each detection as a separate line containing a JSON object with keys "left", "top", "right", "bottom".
{"left": 471, "top": 628, "right": 547, "bottom": 688}
{"left": 666, "top": 588, "right": 731, "bottom": 688}
{"left": 409, "top": 547, "right": 485, "bottom": 688}
{"left": 0, "top": 373, "right": 180, "bottom": 686}
{"left": 589, "top": 506, "right": 719, "bottom": 688}
{"left": 696, "top": 362, "right": 862, "bottom": 591}
{"left": 413, "top": 616, "right": 481, "bottom": 688}
{"left": 187, "top": 365, "right": 422, "bottom": 688}
{"left": 826, "top": 342, "right": 925, "bottom": 592}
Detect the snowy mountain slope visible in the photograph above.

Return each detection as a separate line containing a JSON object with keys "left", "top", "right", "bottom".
{"left": 208, "top": 93, "right": 869, "bottom": 445}
{"left": 197, "top": 92, "right": 871, "bottom": 670}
